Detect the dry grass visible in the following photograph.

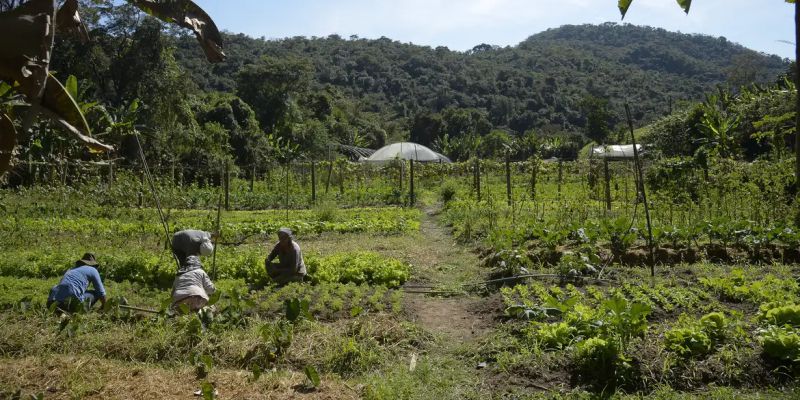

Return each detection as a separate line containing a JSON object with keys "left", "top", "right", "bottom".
{"left": 0, "top": 355, "right": 360, "bottom": 399}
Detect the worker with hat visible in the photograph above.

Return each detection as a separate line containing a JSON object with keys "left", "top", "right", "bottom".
{"left": 265, "top": 227, "right": 307, "bottom": 285}
{"left": 47, "top": 252, "right": 107, "bottom": 312}
{"left": 170, "top": 229, "right": 217, "bottom": 312}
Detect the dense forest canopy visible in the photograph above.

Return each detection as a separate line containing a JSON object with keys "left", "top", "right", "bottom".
{"left": 3, "top": 2, "right": 791, "bottom": 184}
{"left": 174, "top": 23, "right": 787, "bottom": 142}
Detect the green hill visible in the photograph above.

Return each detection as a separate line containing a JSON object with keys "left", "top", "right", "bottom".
{"left": 174, "top": 22, "right": 788, "bottom": 137}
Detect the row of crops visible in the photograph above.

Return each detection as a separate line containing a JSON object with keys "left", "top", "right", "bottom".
{"left": 0, "top": 201, "right": 420, "bottom": 287}
{"left": 489, "top": 265, "right": 800, "bottom": 391}
{"left": 0, "top": 248, "right": 410, "bottom": 288}
{"left": 0, "top": 198, "right": 425, "bottom": 396}
{"left": 1, "top": 206, "right": 421, "bottom": 242}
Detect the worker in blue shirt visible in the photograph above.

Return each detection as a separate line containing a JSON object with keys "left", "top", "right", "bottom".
{"left": 47, "top": 253, "right": 107, "bottom": 312}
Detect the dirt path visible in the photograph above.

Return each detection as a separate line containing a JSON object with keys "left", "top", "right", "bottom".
{"left": 402, "top": 206, "right": 496, "bottom": 341}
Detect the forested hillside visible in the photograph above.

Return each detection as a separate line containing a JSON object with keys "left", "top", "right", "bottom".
{"left": 175, "top": 23, "right": 787, "bottom": 142}
{"left": 18, "top": 15, "right": 789, "bottom": 183}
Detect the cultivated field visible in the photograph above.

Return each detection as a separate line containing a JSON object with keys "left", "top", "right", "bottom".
{"left": 1, "top": 159, "right": 799, "bottom": 399}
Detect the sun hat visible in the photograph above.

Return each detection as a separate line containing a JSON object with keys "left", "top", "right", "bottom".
{"left": 77, "top": 252, "right": 98, "bottom": 266}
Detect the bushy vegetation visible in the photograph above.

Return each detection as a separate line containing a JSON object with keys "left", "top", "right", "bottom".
{"left": 493, "top": 264, "right": 800, "bottom": 392}
{"left": 3, "top": 3, "right": 800, "bottom": 396}
{"left": 2, "top": 12, "right": 790, "bottom": 190}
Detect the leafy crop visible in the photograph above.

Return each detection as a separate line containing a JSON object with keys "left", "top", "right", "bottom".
{"left": 760, "top": 326, "right": 800, "bottom": 365}
{"left": 760, "top": 303, "right": 800, "bottom": 327}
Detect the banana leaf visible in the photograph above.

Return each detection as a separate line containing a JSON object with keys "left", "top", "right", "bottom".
{"left": 39, "top": 74, "right": 112, "bottom": 152}
{"left": 132, "top": 0, "right": 225, "bottom": 62}
{"left": 56, "top": 0, "right": 89, "bottom": 42}
{"left": 0, "top": 0, "right": 55, "bottom": 100}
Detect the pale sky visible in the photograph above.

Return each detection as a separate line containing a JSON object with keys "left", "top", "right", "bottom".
{"left": 193, "top": 0, "right": 796, "bottom": 59}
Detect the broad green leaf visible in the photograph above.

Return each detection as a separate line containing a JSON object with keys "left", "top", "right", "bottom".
{"left": 300, "top": 299, "right": 314, "bottom": 321}
{"left": 618, "top": 0, "right": 633, "bottom": 19}
{"left": 285, "top": 298, "right": 301, "bottom": 321}
{"left": 303, "top": 365, "right": 321, "bottom": 388}
{"left": 207, "top": 289, "right": 221, "bottom": 306}
{"left": 676, "top": 0, "right": 691, "bottom": 14}
{"left": 40, "top": 74, "right": 113, "bottom": 152}
{"left": 0, "top": 113, "right": 16, "bottom": 176}
{"left": 0, "top": 81, "right": 11, "bottom": 97}
{"left": 603, "top": 294, "right": 627, "bottom": 314}
{"left": 80, "top": 101, "right": 98, "bottom": 114}
{"left": 65, "top": 75, "right": 78, "bottom": 101}
{"left": 629, "top": 302, "right": 652, "bottom": 319}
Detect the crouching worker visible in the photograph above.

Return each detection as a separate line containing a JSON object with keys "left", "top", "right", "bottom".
{"left": 47, "top": 253, "right": 106, "bottom": 313}
{"left": 171, "top": 229, "right": 216, "bottom": 312}
{"left": 265, "top": 228, "right": 307, "bottom": 285}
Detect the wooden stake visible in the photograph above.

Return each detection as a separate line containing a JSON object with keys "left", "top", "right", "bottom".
{"left": 212, "top": 191, "right": 222, "bottom": 280}
{"left": 626, "top": 103, "right": 655, "bottom": 277}
{"left": 505, "top": 151, "right": 512, "bottom": 207}
{"left": 476, "top": 158, "right": 481, "bottom": 202}
{"left": 338, "top": 161, "right": 344, "bottom": 195}
{"left": 530, "top": 158, "right": 538, "bottom": 201}
{"left": 409, "top": 159, "right": 415, "bottom": 206}
{"left": 224, "top": 163, "right": 230, "bottom": 210}
{"left": 557, "top": 159, "right": 563, "bottom": 202}
{"left": 285, "top": 161, "right": 290, "bottom": 222}
{"left": 325, "top": 160, "right": 333, "bottom": 194}
{"left": 250, "top": 164, "right": 255, "bottom": 192}
{"left": 311, "top": 161, "right": 317, "bottom": 204}
{"left": 604, "top": 159, "right": 611, "bottom": 211}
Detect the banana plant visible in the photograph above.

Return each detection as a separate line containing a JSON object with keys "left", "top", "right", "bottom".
{"left": 620, "top": 0, "right": 800, "bottom": 189}
{"left": 0, "top": 0, "right": 225, "bottom": 177}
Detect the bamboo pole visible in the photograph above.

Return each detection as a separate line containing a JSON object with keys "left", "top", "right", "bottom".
{"left": 505, "top": 151, "right": 512, "bottom": 207}
{"left": 476, "top": 159, "right": 481, "bottom": 202}
{"left": 604, "top": 159, "right": 611, "bottom": 211}
{"left": 311, "top": 161, "right": 317, "bottom": 204}
{"left": 212, "top": 192, "right": 222, "bottom": 280}
{"left": 224, "top": 163, "right": 230, "bottom": 210}
{"left": 626, "top": 104, "right": 655, "bottom": 277}
{"left": 409, "top": 159, "right": 415, "bottom": 206}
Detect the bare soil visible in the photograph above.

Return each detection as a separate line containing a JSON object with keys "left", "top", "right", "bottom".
{"left": 401, "top": 206, "right": 497, "bottom": 342}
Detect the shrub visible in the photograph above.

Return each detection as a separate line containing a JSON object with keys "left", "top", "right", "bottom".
{"left": 439, "top": 179, "right": 459, "bottom": 205}
{"left": 312, "top": 200, "right": 338, "bottom": 222}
